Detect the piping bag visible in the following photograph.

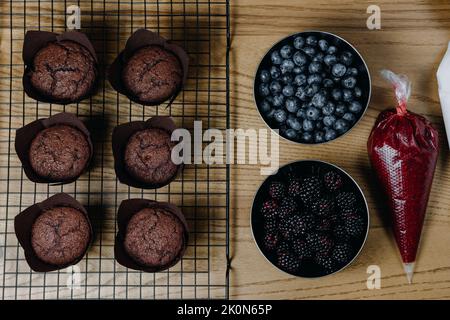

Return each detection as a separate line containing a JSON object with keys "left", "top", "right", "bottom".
{"left": 437, "top": 42, "right": 450, "bottom": 148}
{"left": 367, "top": 70, "right": 439, "bottom": 284}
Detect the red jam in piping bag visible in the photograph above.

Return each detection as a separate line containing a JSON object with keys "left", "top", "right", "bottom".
{"left": 367, "top": 70, "right": 439, "bottom": 283}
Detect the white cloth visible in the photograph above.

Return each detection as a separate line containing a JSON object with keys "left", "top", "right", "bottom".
{"left": 437, "top": 41, "right": 450, "bottom": 148}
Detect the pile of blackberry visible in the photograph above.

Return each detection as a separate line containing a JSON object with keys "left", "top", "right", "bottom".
{"left": 260, "top": 170, "right": 366, "bottom": 275}
{"left": 256, "top": 33, "right": 365, "bottom": 143}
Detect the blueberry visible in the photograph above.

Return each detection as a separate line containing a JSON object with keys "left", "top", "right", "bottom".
{"left": 285, "top": 128, "right": 298, "bottom": 140}
{"left": 280, "top": 59, "right": 295, "bottom": 73}
{"left": 323, "top": 115, "right": 336, "bottom": 127}
{"left": 294, "top": 74, "right": 307, "bottom": 86}
{"left": 342, "top": 76, "right": 357, "bottom": 89}
{"left": 348, "top": 101, "right": 363, "bottom": 113}
{"left": 324, "top": 128, "right": 337, "bottom": 141}
{"left": 311, "top": 92, "right": 327, "bottom": 108}
{"left": 274, "top": 109, "right": 287, "bottom": 123}
{"left": 259, "top": 83, "right": 270, "bottom": 96}
{"left": 293, "top": 66, "right": 306, "bottom": 74}
{"left": 313, "top": 52, "right": 325, "bottom": 63}
{"left": 333, "top": 77, "right": 341, "bottom": 83}
{"left": 319, "top": 79, "right": 331, "bottom": 89}
{"left": 331, "top": 88, "right": 342, "bottom": 101}
{"left": 280, "top": 45, "right": 294, "bottom": 59}
{"left": 282, "top": 85, "right": 295, "bottom": 97}
{"left": 286, "top": 116, "right": 302, "bottom": 130}
{"left": 285, "top": 97, "right": 300, "bottom": 113}
{"left": 346, "top": 67, "right": 358, "bottom": 77}
{"left": 259, "top": 69, "right": 270, "bottom": 83}
{"left": 343, "top": 112, "right": 356, "bottom": 123}
{"left": 307, "top": 74, "right": 322, "bottom": 85}
{"left": 293, "top": 36, "right": 305, "bottom": 49}
{"left": 314, "top": 131, "right": 325, "bottom": 143}
{"left": 318, "top": 39, "right": 329, "bottom": 52}
{"left": 265, "top": 108, "right": 276, "bottom": 119}
{"left": 295, "top": 86, "right": 308, "bottom": 101}
{"left": 322, "top": 101, "right": 335, "bottom": 115}
{"left": 293, "top": 51, "right": 308, "bottom": 66}
{"left": 335, "top": 104, "right": 347, "bottom": 117}
{"left": 306, "top": 35, "right": 318, "bottom": 46}
{"left": 334, "top": 119, "right": 349, "bottom": 134}
{"left": 332, "top": 63, "right": 347, "bottom": 77}
{"left": 316, "top": 121, "right": 324, "bottom": 130}
{"left": 340, "top": 51, "right": 353, "bottom": 66}
{"left": 305, "top": 84, "right": 320, "bottom": 97}
{"left": 302, "top": 132, "right": 313, "bottom": 143}
{"left": 272, "top": 94, "right": 285, "bottom": 108}
{"left": 309, "top": 62, "right": 323, "bottom": 74}
{"left": 342, "top": 89, "right": 353, "bottom": 102}
{"left": 297, "top": 108, "right": 306, "bottom": 119}
{"left": 281, "top": 73, "right": 293, "bottom": 84}
{"left": 306, "top": 107, "right": 321, "bottom": 121}
{"left": 302, "top": 46, "right": 316, "bottom": 57}
{"left": 327, "top": 46, "right": 337, "bottom": 55}
{"left": 271, "top": 50, "right": 282, "bottom": 65}
{"left": 259, "top": 99, "right": 271, "bottom": 113}
{"left": 269, "top": 80, "right": 282, "bottom": 94}
{"left": 324, "top": 54, "right": 338, "bottom": 67}
{"left": 302, "top": 119, "right": 315, "bottom": 132}
{"left": 354, "top": 87, "right": 362, "bottom": 98}
{"left": 270, "top": 66, "right": 281, "bottom": 79}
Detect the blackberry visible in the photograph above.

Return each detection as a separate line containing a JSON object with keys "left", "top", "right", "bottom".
{"left": 336, "top": 191, "right": 357, "bottom": 210}
{"left": 323, "top": 171, "right": 344, "bottom": 192}
{"left": 263, "top": 232, "right": 279, "bottom": 251}
{"left": 291, "top": 238, "right": 313, "bottom": 259}
{"left": 279, "top": 214, "right": 308, "bottom": 240}
{"left": 277, "top": 250, "right": 301, "bottom": 273}
{"left": 277, "top": 206, "right": 293, "bottom": 220}
{"left": 269, "top": 181, "right": 286, "bottom": 200}
{"left": 316, "top": 217, "right": 332, "bottom": 232}
{"left": 344, "top": 214, "right": 365, "bottom": 237}
{"left": 311, "top": 196, "right": 335, "bottom": 217}
{"left": 263, "top": 217, "right": 278, "bottom": 234}
{"left": 306, "top": 232, "right": 333, "bottom": 256}
{"left": 315, "top": 253, "right": 335, "bottom": 271}
{"left": 287, "top": 177, "right": 302, "bottom": 198}
{"left": 276, "top": 240, "right": 290, "bottom": 255}
{"left": 331, "top": 242, "right": 353, "bottom": 264}
{"left": 332, "top": 224, "right": 350, "bottom": 242}
{"left": 279, "top": 197, "right": 299, "bottom": 216}
{"left": 299, "top": 176, "right": 322, "bottom": 205}
{"left": 261, "top": 199, "right": 278, "bottom": 219}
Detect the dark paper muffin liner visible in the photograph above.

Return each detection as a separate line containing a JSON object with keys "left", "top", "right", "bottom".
{"left": 112, "top": 115, "right": 183, "bottom": 189}
{"left": 114, "top": 199, "right": 188, "bottom": 272}
{"left": 14, "top": 193, "right": 94, "bottom": 272}
{"left": 15, "top": 112, "right": 94, "bottom": 184}
{"left": 22, "top": 30, "right": 98, "bottom": 104}
{"left": 108, "top": 28, "right": 189, "bottom": 106}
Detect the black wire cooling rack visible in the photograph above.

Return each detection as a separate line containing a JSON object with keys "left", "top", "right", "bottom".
{"left": 0, "top": 0, "right": 230, "bottom": 299}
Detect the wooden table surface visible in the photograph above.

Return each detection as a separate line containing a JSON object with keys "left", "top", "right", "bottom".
{"left": 229, "top": 0, "right": 450, "bottom": 299}
{"left": 1, "top": 0, "right": 450, "bottom": 300}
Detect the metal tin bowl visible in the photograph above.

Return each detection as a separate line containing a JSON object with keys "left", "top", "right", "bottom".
{"left": 251, "top": 160, "right": 369, "bottom": 278}
{"left": 254, "top": 31, "right": 372, "bottom": 145}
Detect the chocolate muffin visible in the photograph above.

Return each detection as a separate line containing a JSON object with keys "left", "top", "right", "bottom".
{"left": 124, "top": 207, "right": 185, "bottom": 268}
{"left": 29, "top": 124, "right": 90, "bottom": 181}
{"left": 124, "top": 127, "right": 177, "bottom": 185}
{"left": 28, "top": 40, "right": 96, "bottom": 102}
{"left": 122, "top": 45, "right": 182, "bottom": 104}
{"left": 31, "top": 206, "right": 91, "bottom": 266}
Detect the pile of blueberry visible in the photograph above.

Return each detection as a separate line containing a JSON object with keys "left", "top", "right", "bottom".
{"left": 256, "top": 33, "right": 367, "bottom": 143}
{"left": 255, "top": 166, "right": 367, "bottom": 276}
